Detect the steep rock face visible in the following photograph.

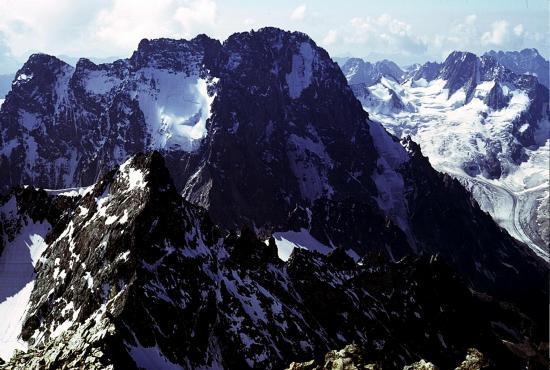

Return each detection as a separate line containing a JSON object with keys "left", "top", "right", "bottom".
{"left": 0, "top": 185, "right": 76, "bottom": 360}
{"left": 175, "top": 29, "right": 381, "bottom": 232}
{"left": 2, "top": 153, "right": 548, "bottom": 370}
{"left": 400, "top": 138, "right": 547, "bottom": 327}
{"left": 439, "top": 51, "right": 479, "bottom": 101}
{"left": 0, "top": 29, "right": 385, "bottom": 236}
{"left": 408, "top": 61, "right": 441, "bottom": 82}
{"left": 484, "top": 82, "right": 509, "bottom": 110}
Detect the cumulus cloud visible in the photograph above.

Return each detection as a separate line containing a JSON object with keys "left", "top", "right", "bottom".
{"left": 0, "top": 1, "right": 546, "bottom": 70}
{"left": 480, "top": 19, "right": 526, "bottom": 49}
{"left": 0, "top": 0, "right": 218, "bottom": 60}
{"left": 427, "top": 14, "right": 530, "bottom": 59}
{"left": 93, "top": 0, "right": 217, "bottom": 54}
{"left": 345, "top": 14, "right": 427, "bottom": 55}
{"left": 513, "top": 24, "right": 524, "bottom": 36}
{"left": 432, "top": 14, "right": 481, "bottom": 58}
{"left": 322, "top": 30, "right": 338, "bottom": 46}
{"left": 290, "top": 4, "right": 307, "bottom": 21}
{"left": 481, "top": 20, "right": 509, "bottom": 45}
{"left": 0, "top": 0, "right": 107, "bottom": 57}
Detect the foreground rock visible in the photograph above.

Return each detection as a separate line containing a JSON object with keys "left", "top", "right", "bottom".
{"left": 287, "top": 344, "right": 489, "bottom": 370}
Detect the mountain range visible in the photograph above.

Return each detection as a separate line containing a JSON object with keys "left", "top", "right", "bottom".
{"left": 0, "top": 29, "right": 547, "bottom": 369}
{"left": 341, "top": 48, "right": 549, "bottom": 259}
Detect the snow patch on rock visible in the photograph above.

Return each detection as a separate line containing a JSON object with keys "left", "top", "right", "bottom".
{"left": 128, "top": 344, "right": 182, "bottom": 370}
{"left": 272, "top": 229, "right": 333, "bottom": 261}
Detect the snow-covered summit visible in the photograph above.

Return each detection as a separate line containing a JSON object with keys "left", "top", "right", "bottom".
{"left": 341, "top": 57, "right": 405, "bottom": 86}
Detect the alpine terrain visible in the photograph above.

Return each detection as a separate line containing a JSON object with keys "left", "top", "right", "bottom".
{"left": 0, "top": 28, "right": 547, "bottom": 369}
{"left": 341, "top": 49, "right": 550, "bottom": 259}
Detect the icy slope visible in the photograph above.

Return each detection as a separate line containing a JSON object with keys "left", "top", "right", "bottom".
{"left": 0, "top": 189, "right": 56, "bottom": 360}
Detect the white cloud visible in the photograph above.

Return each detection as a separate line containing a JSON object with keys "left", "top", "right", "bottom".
{"left": 465, "top": 14, "right": 477, "bottom": 24}
{"left": 94, "top": 0, "right": 217, "bottom": 54}
{"left": 174, "top": 0, "right": 217, "bottom": 34}
{"left": 322, "top": 30, "right": 337, "bottom": 46}
{"left": 430, "top": 15, "right": 525, "bottom": 58}
{"left": 513, "top": 24, "right": 524, "bottom": 36}
{"left": 345, "top": 14, "right": 427, "bottom": 55}
{"left": 432, "top": 14, "right": 480, "bottom": 58}
{"left": 0, "top": 0, "right": 107, "bottom": 57}
{"left": 0, "top": 1, "right": 546, "bottom": 69}
{"left": 481, "top": 20, "right": 509, "bottom": 45}
{"left": 290, "top": 4, "right": 307, "bottom": 21}
{"left": 0, "top": 0, "right": 217, "bottom": 60}
{"left": 479, "top": 20, "right": 526, "bottom": 49}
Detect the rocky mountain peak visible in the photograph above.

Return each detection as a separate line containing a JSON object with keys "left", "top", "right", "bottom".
{"left": 341, "top": 57, "right": 405, "bottom": 86}
{"left": 484, "top": 48, "right": 549, "bottom": 87}
{"left": 439, "top": 51, "right": 479, "bottom": 99}
{"left": 130, "top": 35, "right": 222, "bottom": 72}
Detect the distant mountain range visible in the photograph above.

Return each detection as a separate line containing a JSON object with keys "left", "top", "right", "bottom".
{"left": 340, "top": 48, "right": 550, "bottom": 259}
{"left": 485, "top": 48, "right": 549, "bottom": 88}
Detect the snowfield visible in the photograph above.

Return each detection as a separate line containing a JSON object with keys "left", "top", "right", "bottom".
{"left": 361, "top": 77, "right": 549, "bottom": 259}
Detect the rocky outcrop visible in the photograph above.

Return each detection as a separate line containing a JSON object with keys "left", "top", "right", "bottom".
{"left": 286, "top": 345, "right": 490, "bottom": 370}
{"left": 455, "top": 349, "right": 487, "bottom": 370}
{"left": 286, "top": 344, "right": 380, "bottom": 370}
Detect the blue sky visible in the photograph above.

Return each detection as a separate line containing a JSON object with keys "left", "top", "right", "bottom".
{"left": 0, "top": 0, "right": 548, "bottom": 73}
